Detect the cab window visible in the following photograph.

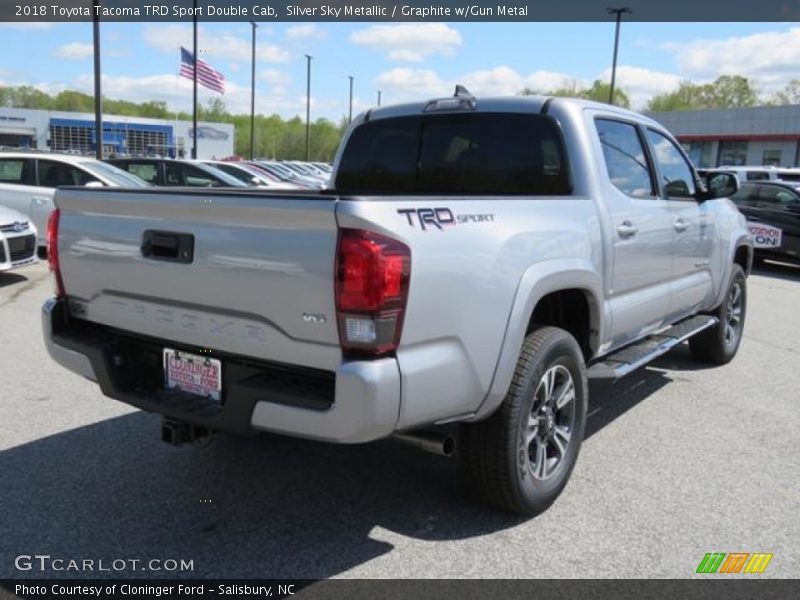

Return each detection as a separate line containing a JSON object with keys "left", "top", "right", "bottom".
{"left": 646, "top": 129, "right": 696, "bottom": 198}
{"left": 595, "top": 119, "right": 655, "bottom": 198}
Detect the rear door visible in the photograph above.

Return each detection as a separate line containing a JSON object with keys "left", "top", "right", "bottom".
{"left": 592, "top": 116, "right": 674, "bottom": 345}
{"left": 645, "top": 128, "right": 717, "bottom": 320}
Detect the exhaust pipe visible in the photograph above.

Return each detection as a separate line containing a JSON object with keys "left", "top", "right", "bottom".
{"left": 392, "top": 430, "right": 456, "bottom": 457}
{"left": 161, "top": 419, "right": 212, "bottom": 446}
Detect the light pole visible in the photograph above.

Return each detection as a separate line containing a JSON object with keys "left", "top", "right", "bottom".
{"left": 377, "top": 90, "right": 381, "bottom": 107}
{"left": 92, "top": 0, "right": 102, "bottom": 160}
{"left": 305, "top": 54, "right": 312, "bottom": 161}
{"left": 607, "top": 7, "right": 631, "bottom": 106}
{"left": 348, "top": 75, "right": 354, "bottom": 123}
{"left": 250, "top": 21, "right": 257, "bottom": 160}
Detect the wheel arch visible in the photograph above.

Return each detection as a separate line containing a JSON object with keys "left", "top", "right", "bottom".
{"left": 472, "top": 259, "right": 603, "bottom": 421}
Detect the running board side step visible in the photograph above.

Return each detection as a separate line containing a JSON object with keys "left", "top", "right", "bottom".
{"left": 587, "top": 315, "right": 718, "bottom": 381}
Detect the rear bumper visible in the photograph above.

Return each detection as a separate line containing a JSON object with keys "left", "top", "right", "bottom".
{"left": 42, "top": 298, "right": 401, "bottom": 443}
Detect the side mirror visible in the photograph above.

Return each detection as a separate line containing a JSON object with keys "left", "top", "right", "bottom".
{"left": 250, "top": 177, "right": 261, "bottom": 186}
{"left": 84, "top": 180, "right": 104, "bottom": 188}
{"left": 699, "top": 172, "right": 738, "bottom": 201}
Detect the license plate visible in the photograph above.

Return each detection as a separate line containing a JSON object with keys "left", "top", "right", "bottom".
{"left": 163, "top": 349, "right": 222, "bottom": 401}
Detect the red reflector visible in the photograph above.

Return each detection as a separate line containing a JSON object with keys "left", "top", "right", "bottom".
{"left": 47, "top": 208, "right": 65, "bottom": 299}
{"left": 335, "top": 229, "right": 410, "bottom": 355}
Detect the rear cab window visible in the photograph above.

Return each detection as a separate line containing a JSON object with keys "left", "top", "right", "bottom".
{"left": 336, "top": 112, "right": 572, "bottom": 195}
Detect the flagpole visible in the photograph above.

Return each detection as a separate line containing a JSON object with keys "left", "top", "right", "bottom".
{"left": 192, "top": 0, "right": 198, "bottom": 160}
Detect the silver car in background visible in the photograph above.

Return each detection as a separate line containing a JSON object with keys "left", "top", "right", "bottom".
{"left": 0, "top": 153, "right": 148, "bottom": 249}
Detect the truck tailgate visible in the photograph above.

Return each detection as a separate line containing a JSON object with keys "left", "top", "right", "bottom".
{"left": 55, "top": 188, "right": 342, "bottom": 371}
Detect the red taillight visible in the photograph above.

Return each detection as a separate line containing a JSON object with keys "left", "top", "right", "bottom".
{"left": 47, "top": 209, "right": 65, "bottom": 299}
{"left": 335, "top": 229, "right": 410, "bottom": 356}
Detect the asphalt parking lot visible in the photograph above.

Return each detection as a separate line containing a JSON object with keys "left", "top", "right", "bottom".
{"left": 0, "top": 260, "right": 798, "bottom": 579}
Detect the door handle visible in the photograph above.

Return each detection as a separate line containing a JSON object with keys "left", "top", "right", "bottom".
{"left": 617, "top": 221, "right": 638, "bottom": 238}
{"left": 674, "top": 218, "right": 690, "bottom": 232}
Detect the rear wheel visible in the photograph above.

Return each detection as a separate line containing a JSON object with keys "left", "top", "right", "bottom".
{"left": 689, "top": 264, "right": 747, "bottom": 365}
{"left": 460, "top": 326, "right": 587, "bottom": 515}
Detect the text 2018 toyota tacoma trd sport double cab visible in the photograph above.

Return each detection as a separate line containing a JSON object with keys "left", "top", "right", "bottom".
{"left": 43, "top": 91, "right": 752, "bottom": 514}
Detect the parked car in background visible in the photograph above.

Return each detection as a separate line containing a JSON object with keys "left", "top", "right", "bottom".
{"left": 0, "top": 204, "right": 37, "bottom": 272}
{"left": 729, "top": 181, "right": 800, "bottom": 265}
{"left": 282, "top": 161, "right": 330, "bottom": 183}
{"left": 256, "top": 161, "right": 324, "bottom": 189}
{"left": 710, "top": 165, "right": 800, "bottom": 184}
{"left": 204, "top": 160, "right": 303, "bottom": 190}
{"left": 0, "top": 152, "right": 148, "bottom": 249}
{"left": 107, "top": 158, "right": 247, "bottom": 188}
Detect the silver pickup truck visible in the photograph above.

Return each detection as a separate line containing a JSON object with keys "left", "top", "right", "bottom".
{"left": 42, "top": 92, "right": 752, "bottom": 514}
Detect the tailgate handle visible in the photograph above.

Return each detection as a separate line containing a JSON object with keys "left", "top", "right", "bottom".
{"left": 141, "top": 230, "right": 194, "bottom": 263}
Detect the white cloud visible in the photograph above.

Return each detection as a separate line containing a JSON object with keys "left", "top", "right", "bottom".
{"left": 0, "top": 22, "right": 52, "bottom": 30}
{"left": 54, "top": 42, "right": 94, "bottom": 60}
{"left": 595, "top": 66, "right": 683, "bottom": 108}
{"left": 375, "top": 68, "right": 447, "bottom": 102}
{"left": 142, "top": 25, "right": 289, "bottom": 64}
{"left": 668, "top": 27, "right": 800, "bottom": 93}
{"left": 261, "top": 69, "right": 291, "bottom": 85}
{"left": 285, "top": 25, "right": 325, "bottom": 40}
{"left": 372, "top": 64, "right": 683, "bottom": 110}
{"left": 350, "top": 24, "right": 462, "bottom": 62}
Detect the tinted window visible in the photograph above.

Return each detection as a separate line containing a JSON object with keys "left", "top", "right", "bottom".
{"left": 746, "top": 171, "right": 770, "bottom": 181}
{"left": 336, "top": 113, "right": 571, "bottom": 195}
{"left": 596, "top": 119, "right": 654, "bottom": 198}
{"left": 759, "top": 186, "right": 800, "bottom": 206}
{"left": 38, "top": 160, "right": 97, "bottom": 187}
{"left": 646, "top": 129, "right": 695, "bottom": 198}
{"left": 730, "top": 184, "right": 759, "bottom": 205}
{"left": 0, "top": 158, "right": 34, "bottom": 185}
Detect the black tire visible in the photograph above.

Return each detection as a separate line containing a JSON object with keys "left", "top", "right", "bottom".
{"left": 689, "top": 264, "right": 747, "bottom": 365}
{"left": 460, "top": 326, "right": 587, "bottom": 515}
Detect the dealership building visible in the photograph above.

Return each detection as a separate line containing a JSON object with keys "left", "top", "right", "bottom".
{"left": 0, "top": 107, "right": 235, "bottom": 159}
{"left": 651, "top": 105, "right": 800, "bottom": 169}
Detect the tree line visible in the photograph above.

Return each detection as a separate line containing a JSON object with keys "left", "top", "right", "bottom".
{"left": 521, "top": 76, "right": 800, "bottom": 112}
{"left": 0, "top": 86, "right": 347, "bottom": 161}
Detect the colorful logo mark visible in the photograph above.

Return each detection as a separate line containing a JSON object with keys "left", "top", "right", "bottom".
{"left": 696, "top": 552, "right": 773, "bottom": 574}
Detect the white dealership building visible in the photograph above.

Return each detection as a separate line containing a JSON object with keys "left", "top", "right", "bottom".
{"left": 0, "top": 107, "right": 235, "bottom": 159}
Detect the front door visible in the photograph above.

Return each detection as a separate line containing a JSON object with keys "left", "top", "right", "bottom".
{"left": 645, "top": 128, "right": 717, "bottom": 321}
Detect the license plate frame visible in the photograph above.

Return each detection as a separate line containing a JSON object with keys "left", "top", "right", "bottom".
{"left": 163, "top": 348, "right": 222, "bottom": 402}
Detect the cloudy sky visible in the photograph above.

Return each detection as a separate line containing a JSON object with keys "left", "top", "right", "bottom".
{"left": 0, "top": 21, "right": 798, "bottom": 120}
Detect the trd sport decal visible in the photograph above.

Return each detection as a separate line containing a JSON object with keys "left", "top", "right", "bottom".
{"left": 397, "top": 208, "right": 495, "bottom": 231}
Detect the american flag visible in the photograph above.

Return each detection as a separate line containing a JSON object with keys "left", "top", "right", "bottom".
{"left": 179, "top": 47, "right": 225, "bottom": 95}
